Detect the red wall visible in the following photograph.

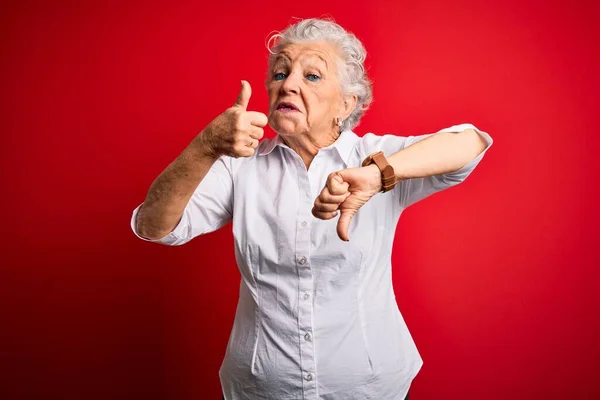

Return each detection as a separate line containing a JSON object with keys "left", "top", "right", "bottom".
{"left": 2, "top": 0, "right": 599, "bottom": 399}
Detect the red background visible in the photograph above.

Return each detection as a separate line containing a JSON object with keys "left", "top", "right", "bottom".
{"left": 1, "top": 0, "right": 599, "bottom": 399}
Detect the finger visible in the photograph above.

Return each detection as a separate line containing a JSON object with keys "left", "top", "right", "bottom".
{"left": 318, "top": 189, "right": 350, "bottom": 205}
{"left": 312, "top": 209, "right": 338, "bottom": 220}
{"left": 313, "top": 201, "right": 340, "bottom": 213}
{"left": 234, "top": 80, "right": 252, "bottom": 110}
{"left": 248, "top": 126, "right": 264, "bottom": 140}
{"left": 245, "top": 138, "right": 259, "bottom": 149}
{"left": 246, "top": 111, "right": 269, "bottom": 127}
{"left": 337, "top": 209, "right": 356, "bottom": 242}
{"left": 236, "top": 147, "right": 255, "bottom": 158}
{"left": 233, "top": 141, "right": 256, "bottom": 156}
{"left": 327, "top": 172, "right": 349, "bottom": 196}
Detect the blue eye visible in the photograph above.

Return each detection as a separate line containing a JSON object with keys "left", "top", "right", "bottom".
{"left": 274, "top": 72, "right": 287, "bottom": 81}
{"left": 306, "top": 74, "right": 321, "bottom": 82}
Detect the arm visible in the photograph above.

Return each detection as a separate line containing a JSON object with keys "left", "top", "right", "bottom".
{"left": 313, "top": 125, "right": 492, "bottom": 241}
{"left": 134, "top": 80, "right": 268, "bottom": 241}
{"left": 388, "top": 128, "right": 488, "bottom": 181}
{"left": 135, "top": 137, "right": 221, "bottom": 240}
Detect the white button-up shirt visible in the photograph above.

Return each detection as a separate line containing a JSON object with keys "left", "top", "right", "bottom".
{"left": 131, "top": 123, "right": 492, "bottom": 400}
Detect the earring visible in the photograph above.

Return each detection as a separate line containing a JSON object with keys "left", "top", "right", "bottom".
{"left": 336, "top": 117, "right": 343, "bottom": 127}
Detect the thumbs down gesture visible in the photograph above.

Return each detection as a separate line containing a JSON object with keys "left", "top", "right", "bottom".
{"left": 312, "top": 165, "right": 383, "bottom": 241}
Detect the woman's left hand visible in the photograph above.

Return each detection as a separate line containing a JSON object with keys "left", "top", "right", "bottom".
{"left": 312, "top": 165, "right": 382, "bottom": 241}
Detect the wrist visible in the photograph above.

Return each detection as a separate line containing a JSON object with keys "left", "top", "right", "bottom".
{"left": 365, "top": 164, "right": 383, "bottom": 193}
{"left": 193, "top": 128, "right": 221, "bottom": 161}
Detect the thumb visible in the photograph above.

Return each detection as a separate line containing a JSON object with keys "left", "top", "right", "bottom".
{"left": 234, "top": 80, "right": 252, "bottom": 109}
{"left": 337, "top": 208, "right": 356, "bottom": 242}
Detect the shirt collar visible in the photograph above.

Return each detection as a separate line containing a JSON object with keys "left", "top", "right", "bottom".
{"left": 258, "top": 130, "right": 359, "bottom": 167}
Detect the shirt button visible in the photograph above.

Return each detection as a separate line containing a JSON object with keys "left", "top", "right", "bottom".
{"left": 303, "top": 292, "right": 310, "bottom": 300}
{"left": 305, "top": 373, "right": 313, "bottom": 381}
{"left": 304, "top": 333, "right": 312, "bottom": 341}
{"left": 299, "top": 256, "right": 307, "bottom": 265}
{"left": 301, "top": 221, "right": 307, "bottom": 227}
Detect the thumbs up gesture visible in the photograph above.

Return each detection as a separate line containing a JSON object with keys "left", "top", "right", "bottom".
{"left": 199, "top": 80, "right": 269, "bottom": 158}
{"left": 312, "top": 165, "right": 383, "bottom": 241}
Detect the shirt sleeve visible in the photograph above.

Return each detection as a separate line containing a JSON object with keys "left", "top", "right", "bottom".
{"left": 395, "top": 123, "right": 493, "bottom": 209}
{"left": 130, "top": 156, "right": 235, "bottom": 246}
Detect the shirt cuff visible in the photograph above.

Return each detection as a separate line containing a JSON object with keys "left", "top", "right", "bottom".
{"left": 437, "top": 123, "right": 493, "bottom": 147}
{"left": 130, "top": 203, "right": 188, "bottom": 245}
{"left": 437, "top": 123, "right": 493, "bottom": 175}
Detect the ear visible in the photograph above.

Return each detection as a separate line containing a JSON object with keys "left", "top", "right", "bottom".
{"left": 341, "top": 94, "right": 358, "bottom": 121}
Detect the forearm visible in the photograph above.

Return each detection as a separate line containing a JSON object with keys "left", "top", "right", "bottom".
{"left": 136, "top": 134, "right": 220, "bottom": 240}
{"left": 388, "top": 128, "right": 488, "bottom": 180}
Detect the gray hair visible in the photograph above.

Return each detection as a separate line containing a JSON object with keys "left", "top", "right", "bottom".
{"left": 266, "top": 18, "right": 373, "bottom": 132}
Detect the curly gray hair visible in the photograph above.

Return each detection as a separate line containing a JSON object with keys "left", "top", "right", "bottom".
{"left": 266, "top": 18, "right": 373, "bottom": 132}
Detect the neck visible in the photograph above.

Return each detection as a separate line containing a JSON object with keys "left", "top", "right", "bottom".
{"left": 281, "top": 129, "right": 340, "bottom": 169}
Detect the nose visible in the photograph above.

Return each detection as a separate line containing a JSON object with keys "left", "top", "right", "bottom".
{"left": 280, "top": 71, "right": 301, "bottom": 95}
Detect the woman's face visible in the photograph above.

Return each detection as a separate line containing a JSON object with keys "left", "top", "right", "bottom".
{"left": 266, "top": 41, "right": 351, "bottom": 138}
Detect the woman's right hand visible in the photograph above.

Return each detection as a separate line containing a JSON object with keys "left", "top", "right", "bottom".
{"left": 196, "top": 80, "right": 268, "bottom": 158}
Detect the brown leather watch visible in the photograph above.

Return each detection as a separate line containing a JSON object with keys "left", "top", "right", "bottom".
{"left": 361, "top": 151, "right": 397, "bottom": 192}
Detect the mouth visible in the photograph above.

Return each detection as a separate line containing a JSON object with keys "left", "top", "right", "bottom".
{"left": 276, "top": 102, "right": 300, "bottom": 112}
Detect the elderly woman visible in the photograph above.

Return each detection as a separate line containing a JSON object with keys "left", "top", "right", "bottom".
{"left": 131, "top": 18, "right": 492, "bottom": 400}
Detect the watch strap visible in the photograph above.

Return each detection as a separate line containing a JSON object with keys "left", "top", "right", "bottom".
{"left": 361, "top": 151, "right": 397, "bottom": 192}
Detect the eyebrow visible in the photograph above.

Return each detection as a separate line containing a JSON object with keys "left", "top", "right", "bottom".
{"left": 313, "top": 54, "right": 328, "bottom": 68}
{"left": 274, "top": 53, "right": 291, "bottom": 63}
{"left": 275, "top": 52, "right": 329, "bottom": 69}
